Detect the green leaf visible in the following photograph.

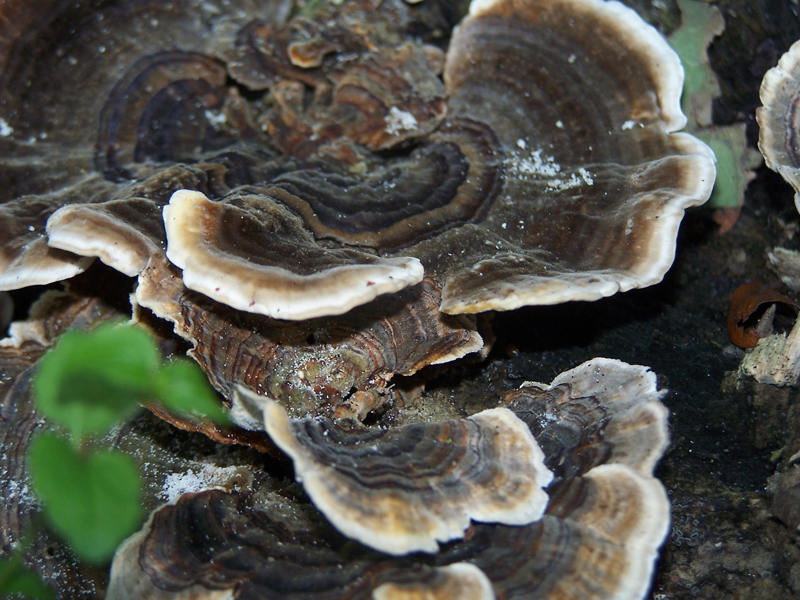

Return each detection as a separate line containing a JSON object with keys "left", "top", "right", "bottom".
{"left": 668, "top": 0, "right": 722, "bottom": 107}
{"left": 155, "top": 360, "right": 230, "bottom": 425}
{"left": 0, "top": 553, "right": 54, "bottom": 600}
{"left": 33, "top": 323, "right": 160, "bottom": 442}
{"left": 28, "top": 434, "right": 144, "bottom": 564}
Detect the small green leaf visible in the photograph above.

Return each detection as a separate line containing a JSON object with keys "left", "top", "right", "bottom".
{"left": 33, "top": 323, "right": 160, "bottom": 441}
{"left": 0, "top": 553, "right": 54, "bottom": 600}
{"left": 156, "top": 360, "right": 230, "bottom": 425}
{"left": 28, "top": 434, "right": 144, "bottom": 564}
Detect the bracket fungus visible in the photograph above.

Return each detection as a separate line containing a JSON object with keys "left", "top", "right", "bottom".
{"left": 0, "top": 0, "right": 713, "bottom": 321}
{"left": 163, "top": 189, "right": 425, "bottom": 320}
{"left": 758, "top": 40, "right": 800, "bottom": 211}
{"left": 242, "top": 389, "right": 552, "bottom": 555}
{"left": 167, "top": 0, "right": 714, "bottom": 318}
{"left": 105, "top": 358, "right": 669, "bottom": 600}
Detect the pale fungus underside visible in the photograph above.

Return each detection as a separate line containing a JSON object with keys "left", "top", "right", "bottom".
{"left": 757, "top": 40, "right": 800, "bottom": 212}
{"left": 0, "top": 0, "right": 707, "bottom": 596}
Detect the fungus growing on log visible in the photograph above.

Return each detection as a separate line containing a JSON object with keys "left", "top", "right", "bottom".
{"left": 0, "top": 0, "right": 693, "bottom": 596}
{"left": 42, "top": 177, "right": 482, "bottom": 421}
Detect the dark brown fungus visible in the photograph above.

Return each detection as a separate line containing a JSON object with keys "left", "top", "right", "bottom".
{"left": 239, "top": 388, "right": 551, "bottom": 555}
{"left": 0, "top": 0, "right": 262, "bottom": 146}
{"left": 93, "top": 51, "right": 239, "bottom": 180}
{"left": 0, "top": 0, "right": 283, "bottom": 290}
{"left": 47, "top": 197, "right": 479, "bottom": 424}
{"left": 38, "top": 152, "right": 480, "bottom": 421}
{"left": 505, "top": 358, "right": 669, "bottom": 477}
{"left": 260, "top": 41, "right": 448, "bottom": 159}
{"left": 44, "top": 161, "right": 231, "bottom": 278}
{"left": 133, "top": 254, "right": 480, "bottom": 423}
{"left": 757, "top": 40, "right": 800, "bottom": 211}
{"left": 0, "top": 0, "right": 713, "bottom": 324}
{"left": 107, "top": 358, "right": 668, "bottom": 600}
{"left": 107, "top": 488, "right": 498, "bottom": 600}
{"left": 423, "top": 0, "right": 714, "bottom": 313}
{"left": 727, "top": 282, "right": 800, "bottom": 349}
{"left": 176, "top": 274, "right": 481, "bottom": 421}
{"left": 0, "top": 2, "right": 681, "bottom": 592}
{"left": 156, "top": 0, "right": 714, "bottom": 319}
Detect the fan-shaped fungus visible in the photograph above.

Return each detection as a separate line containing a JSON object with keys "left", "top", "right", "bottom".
{"left": 758, "top": 40, "right": 800, "bottom": 211}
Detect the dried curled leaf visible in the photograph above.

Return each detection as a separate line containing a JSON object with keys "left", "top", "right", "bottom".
{"left": 727, "top": 282, "right": 800, "bottom": 349}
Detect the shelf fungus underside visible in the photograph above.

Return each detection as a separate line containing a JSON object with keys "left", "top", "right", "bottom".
{"left": 758, "top": 39, "right": 800, "bottom": 212}
{"left": 107, "top": 359, "right": 670, "bottom": 600}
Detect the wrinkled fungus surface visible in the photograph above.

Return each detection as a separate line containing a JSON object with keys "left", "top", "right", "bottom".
{"left": 0, "top": 0, "right": 712, "bottom": 416}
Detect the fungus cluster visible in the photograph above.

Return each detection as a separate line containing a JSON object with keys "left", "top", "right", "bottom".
{"left": 106, "top": 359, "right": 669, "bottom": 600}
{"left": 0, "top": 0, "right": 715, "bottom": 597}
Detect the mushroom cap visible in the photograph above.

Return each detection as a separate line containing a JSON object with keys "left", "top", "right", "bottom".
{"left": 757, "top": 40, "right": 800, "bottom": 211}
{"left": 425, "top": 0, "right": 715, "bottom": 313}
{"left": 106, "top": 357, "right": 669, "bottom": 600}
{"left": 246, "top": 389, "right": 552, "bottom": 555}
